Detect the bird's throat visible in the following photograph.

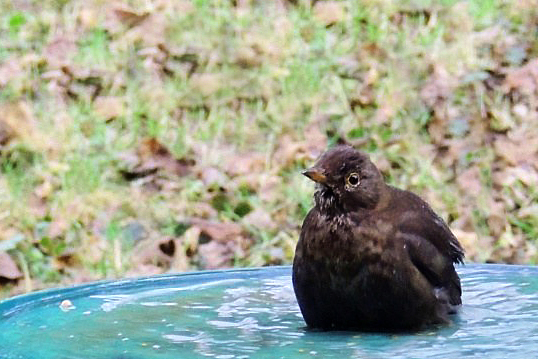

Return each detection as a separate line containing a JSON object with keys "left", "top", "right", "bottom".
{"left": 314, "top": 185, "right": 343, "bottom": 216}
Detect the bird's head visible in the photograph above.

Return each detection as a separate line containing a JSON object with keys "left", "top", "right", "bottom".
{"left": 303, "top": 145, "right": 384, "bottom": 213}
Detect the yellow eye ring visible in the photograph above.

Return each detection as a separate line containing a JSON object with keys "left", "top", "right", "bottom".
{"left": 346, "top": 172, "right": 360, "bottom": 187}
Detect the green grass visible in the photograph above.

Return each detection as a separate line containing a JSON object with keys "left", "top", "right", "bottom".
{"left": 1, "top": 0, "right": 538, "bottom": 298}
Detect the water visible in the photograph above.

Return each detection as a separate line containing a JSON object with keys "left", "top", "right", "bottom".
{"left": 1, "top": 264, "right": 538, "bottom": 359}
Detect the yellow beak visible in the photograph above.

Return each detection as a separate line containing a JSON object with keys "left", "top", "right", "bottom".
{"left": 302, "top": 168, "right": 327, "bottom": 184}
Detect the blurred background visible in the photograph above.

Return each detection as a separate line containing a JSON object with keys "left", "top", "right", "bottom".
{"left": 1, "top": 0, "right": 537, "bottom": 298}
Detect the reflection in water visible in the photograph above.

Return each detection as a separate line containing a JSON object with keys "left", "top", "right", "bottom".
{"left": 1, "top": 265, "right": 538, "bottom": 359}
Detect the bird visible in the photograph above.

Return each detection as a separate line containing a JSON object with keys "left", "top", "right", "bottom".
{"left": 292, "top": 145, "right": 464, "bottom": 332}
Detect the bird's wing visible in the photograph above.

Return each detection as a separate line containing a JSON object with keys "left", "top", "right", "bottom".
{"left": 425, "top": 208, "right": 465, "bottom": 264}
{"left": 399, "top": 231, "right": 462, "bottom": 305}
{"left": 395, "top": 190, "right": 464, "bottom": 265}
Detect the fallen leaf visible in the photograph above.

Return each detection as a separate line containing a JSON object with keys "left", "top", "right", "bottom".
{"left": 420, "top": 65, "right": 457, "bottom": 108}
{"left": 190, "top": 202, "right": 218, "bottom": 219}
{"left": 190, "top": 73, "right": 223, "bottom": 97}
{"left": 189, "top": 219, "right": 243, "bottom": 243}
{"left": 492, "top": 230, "right": 534, "bottom": 264}
{"left": 451, "top": 229, "right": 490, "bottom": 262}
{"left": 224, "top": 152, "right": 266, "bottom": 177}
{"left": 494, "top": 134, "right": 538, "bottom": 166}
{"left": 125, "top": 263, "right": 164, "bottom": 278}
{"left": 374, "top": 90, "right": 405, "bottom": 124}
{"left": 154, "top": 0, "right": 195, "bottom": 15}
{"left": 34, "top": 179, "right": 54, "bottom": 200}
{"left": 127, "top": 12, "right": 167, "bottom": 47}
{"left": 43, "top": 36, "right": 76, "bottom": 69}
{"left": 0, "top": 117, "right": 15, "bottom": 146}
{"left": 93, "top": 96, "right": 125, "bottom": 121}
{"left": 120, "top": 137, "right": 195, "bottom": 180}
{"left": 0, "top": 57, "right": 23, "bottom": 87}
{"left": 48, "top": 218, "right": 69, "bottom": 239}
{"left": 235, "top": 46, "right": 262, "bottom": 68}
{"left": 258, "top": 174, "right": 281, "bottom": 202}
{"left": 78, "top": 6, "right": 98, "bottom": 29}
{"left": 456, "top": 166, "right": 482, "bottom": 195}
{"left": 138, "top": 137, "right": 195, "bottom": 175}
{"left": 242, "top": 208, "right": 276, "bottom": 231}
{"left": 518, "top": 204, "right": 538, "bottom": 219}
{"left": 486, "top": 200, "right": 507, "bottom": 237}
{"left": 0, "top": 101, "right": 36, "bottom": 146}
{"left": 198, "top": 167, "right": 228, "bottom": 187}
{"left": 132, "top": 237, "right": 180, "bottom": 269}
{"left": 197, "top": 240, "right": 239, "bottom": 269}
{"left": 0, "top": 251, "right": 22, "bottom": 280}
{"left": 313, "top": 1, "right": 346, "bottom": 26}
{"left": 273, "top": 122, "right": 327, "bottom": 168}
{"left": 29, "top": 193, "right": 48, "bottom": 218}
{"left": 503, "top": 58, "right": 538, "bottom": 95}
{"left": 113, "top": 7, "right": 150, "bottom": 27}
{"left": 495, "top": 165, "right": 538, "bottom": 187}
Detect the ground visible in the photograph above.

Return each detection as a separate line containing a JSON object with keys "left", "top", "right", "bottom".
{"left": 1, "top": 0, "right": 537, "bottom": 298}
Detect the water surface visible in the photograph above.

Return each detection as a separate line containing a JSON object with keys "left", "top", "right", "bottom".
{"left": 1, "top": 264, "right": 538, "bottom": 358}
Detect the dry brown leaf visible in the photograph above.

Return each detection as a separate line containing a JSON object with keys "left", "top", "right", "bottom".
{"left": 48, "top": 217, "right": 69, "bottom": 239}
{"left": 259, "top": 174, "right": 281, "bottom": 202}
{"left": 0, "top": 101, "right": 36, "bottom": 146}
{"left": 189, "top": 219, "right": 243, "bottom": 243}
{"left": 224, "top": 152, "right": 266, "bottom": 177}
{"left": 235, "top": 46, "right": 262, "bottom": 68}
{"left": 504, "top": 58, "right": 538, "bottom": 95}
{"left": 113, "top": 7, "right": 150, "bottom": 27}
{"left": 125, "top": 263, "right": 164, "bottom": 278}
{"left": 93, "top": 96, "right": 125, "bottom": 121}
{"left": 0, "top": 251, "right": 22, "bottom": 280}
{"left": 451, "top": 229, "right": 490, "bottom": 262}
{"left": 198, "top": 167, "right": 228, "bottom": 187}
{"left": 374, "top": 90, "right": 405, "bottom": 124}
{"left": 137, "top": 137, "right": 195, "bottom": 176}
{"left": 274, "top": 123, "right": 327, "bottom": 168}
{"left": 420, "top": 65, "right": 457, "bottom": 108}
{"left": 28, "top": 193, "right": 48, "bottom": 218}
{"left": 486, "top": 200, "right": 507, "bottom": 237}
{"left": 190, "top": 73, "right": 223, "bottom": 97}
{"left": 34, "top": 179, "right": 54, "bottom": 200}
{"left": 494, "top": 134, "right": 538, "bottom": 166}
{"left": 313, "top": 1, "right": 346, "bottom": 26}
{"left": 456, "top": 167, "right": 482, "bottom": 195}
{"left": 78, "top": 6, "right": 98, "bottom": 29}
{"left": 129, "top": 13, "right": 167, "bottom": 47}
{"left": 491, "top": 230, "right": 535, "bottom": 264}
{"left": 197, "top": 240, "right": 238, "bottom": 269}
{"left": 43, "top": 36, "right": 76, "bottom": 69}
{"left": 0, "top": 57, "right": 23, "bottom": 87}
{"left": 132, "top": 237, "right": 179, "bottom": 269}
{"left": 0, "top": 117, "right": 15, "bottom": 146}
{"left": 120, "top": 137, "right": 195, "bottom": 180}
{"left": 154, "top": 0, "right": 195, "bottom": 15}
{"left": 190, "top": 202, "right": 218, "bottom": 219}
{"left": 242, "top": 208, "right": 276, "bottom": 231}
{"left": 185, "top": 219, "right": 250, "bottom": 269}
{"left": 497, "top": 165, "right": 538, "bottom": 187}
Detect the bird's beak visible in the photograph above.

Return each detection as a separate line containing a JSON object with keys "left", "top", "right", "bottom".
{"left": 302, "top": 167, "right": 327, "bottom": 184}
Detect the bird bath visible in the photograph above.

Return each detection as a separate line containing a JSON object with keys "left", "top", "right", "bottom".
{"left": 1, "top": 264, "right": 538, "bottom": 359}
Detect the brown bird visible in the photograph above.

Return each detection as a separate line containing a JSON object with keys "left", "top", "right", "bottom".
{"left": 292, "top": 145, "right": 464, "bottom": 331}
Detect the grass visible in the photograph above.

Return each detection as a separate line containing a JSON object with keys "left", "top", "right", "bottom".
{"left": 1, "top": 0, "right": 538, "bottom": 298}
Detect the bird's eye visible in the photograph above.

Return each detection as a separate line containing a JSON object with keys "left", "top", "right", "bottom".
{"left": 346, "top": 173, "right": 360, "bottom": 187}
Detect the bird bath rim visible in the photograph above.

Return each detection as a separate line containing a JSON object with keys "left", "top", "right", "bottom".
{"left": 1, "top": 263, "right": 535, "bottom": 317}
